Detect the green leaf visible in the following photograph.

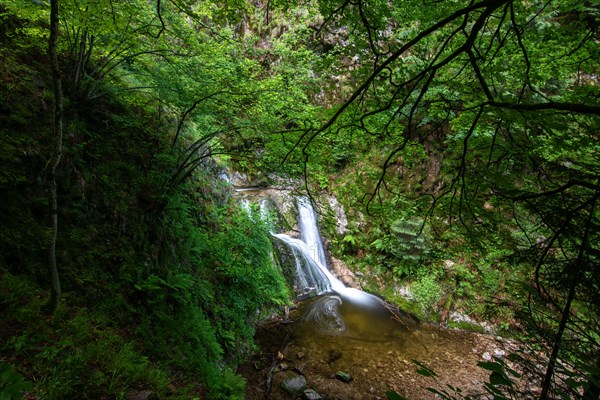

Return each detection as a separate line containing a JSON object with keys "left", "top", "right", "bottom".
{"left": 489, "top": 371, "right": 511, "bottom": 387}
{"left": 426, "top": 387, "right": 452, "bottom": 398}
{"left": 565, "top": 377, "right": 582, "bottom": 390}
{"left": 342, "top": 234, "right": 356, "bottom": 245}
{"left": 477, "top": 361, "right": 504, "bottom": 373}
{"left": 386, "top": 390, "right": 408, "bottom": 400}
{"left": 0, "top": 363, "right": 33, "bottom": 399}
{"left": 413, "top": 359, "right": 437, "bottom": 377}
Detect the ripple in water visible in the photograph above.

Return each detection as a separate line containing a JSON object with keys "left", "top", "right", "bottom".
{"left": 303, "top": 295, "right": 347, "bottom": 335}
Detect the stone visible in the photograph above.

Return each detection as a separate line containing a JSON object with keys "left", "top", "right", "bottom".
{"left": 493, "top": 349, "right": 506, "bottom": 359}
{"left": 327, "top": 349, "right": 342, "bottom": 363}
{"left": 302, "top": 388, "right": 323, "bottom": 400}
{"left": 281, "top": 374, "right": 307, "bottom": 396}
{"left": 335, "top": 371, "right": 353, "bottom": 383}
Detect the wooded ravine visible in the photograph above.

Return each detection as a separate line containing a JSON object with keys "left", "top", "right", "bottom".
{"left": 0, "top": 0, "right": 598, "bottom": 399}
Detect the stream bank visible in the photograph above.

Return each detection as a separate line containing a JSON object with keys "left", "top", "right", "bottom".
{"left": 238, "top": 307, "right": 519, "bottom": 400}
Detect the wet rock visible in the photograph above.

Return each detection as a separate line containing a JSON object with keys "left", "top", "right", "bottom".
{"left": 327, "top": 349, "right": 342, "bottom": 363}
{"left": 302, "top": 388, "right": 323, "bottom": 400}
{"left": 330, "top": 257, "right": 361, "bottom": 288}
{"left": 281, "top": 374, "right": 307, "bottom": 396}
{"left": 229, "top": 171, "right": 248, "bottom": 186}
{"left": 335, "top": 371, "right": 353, "bottom": 383}
{"left": 325, "top": 194, "right": 347, "bottom": 235}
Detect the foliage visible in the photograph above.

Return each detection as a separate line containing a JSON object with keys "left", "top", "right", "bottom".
{"left": 0, "top": 363, "right": 33, "bottom": 400}
{"left": 0, "top": 3, "right": 294, "bottom": 397}
{"left": 284, "top": 0, "right": 600, "bottom": 394}
{"left": 410, "top": 273, "right": 442, "bottom": 315}
{"left": 2, "top": 0, "right": 600, "bottom": 397}
{"left": 370, "top": 218, "right": 431, "bottom": 277}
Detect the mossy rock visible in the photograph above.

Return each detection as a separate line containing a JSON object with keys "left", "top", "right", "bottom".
{"left": 281, "top": 374, "right": 307, "bottom": 395}
{"left": 334, "top": 371, "right": 353, "bottom": 383}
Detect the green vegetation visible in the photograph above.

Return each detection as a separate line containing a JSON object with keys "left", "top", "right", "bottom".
{"left": 0, "top": 1, "right": 292, "bottom": 398}
{"left": 1, "top": 0, "right": 599, "bottom": 398}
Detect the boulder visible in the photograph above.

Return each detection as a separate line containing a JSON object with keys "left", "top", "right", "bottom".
{"left": 281, "top": 374, "right": 307, "bottom": 396}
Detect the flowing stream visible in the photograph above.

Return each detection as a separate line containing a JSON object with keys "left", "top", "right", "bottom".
{"left": 251, "top": 197, "right": 503, "bottom": 399}
{"left": 273, "top": 197, "right": 412, "bottom": 338}
{"left": 236, "top": 193, "right": 509, "bottom": 399}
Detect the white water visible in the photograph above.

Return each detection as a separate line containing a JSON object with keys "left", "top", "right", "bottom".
{"left": 274, "top": 197, "right": 383, "bottom": 308}
{"left": 272, "top": 233, "right": 345, "bottom": 295}
{"left": 297, "top": 197, "right": 329, "bottom": 268}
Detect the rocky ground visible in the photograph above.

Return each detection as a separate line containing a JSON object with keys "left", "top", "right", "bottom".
{"left": 238, "top": 311, "right": 525, "bottom": 400}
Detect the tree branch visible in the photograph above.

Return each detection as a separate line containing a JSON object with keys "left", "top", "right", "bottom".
{"left": 488, "top": 101, "right": 600, "bottom": 115}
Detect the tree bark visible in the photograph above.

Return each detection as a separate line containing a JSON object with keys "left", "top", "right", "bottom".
{"left": 47, "top": 0, "right": 63, "bottom": 312}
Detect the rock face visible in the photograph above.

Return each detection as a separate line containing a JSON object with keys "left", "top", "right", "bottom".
{"left": 281, "top": 374, "right": 308, "bottom": 396}
{"left": 325, "top": 194, "right": 348, "bottom": 235}
{"left": 335, "top": 370, "right": 353, "bottom": 383}
{"left": 330, "top": 256, "right": 361, "bottom": 288}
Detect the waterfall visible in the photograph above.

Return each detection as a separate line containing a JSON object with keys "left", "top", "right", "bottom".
{"left": 297, "top": 197, "right": 328, "bottom": 268}
{"left": 273, "top": 196, "right": 384, "bottom": 309}
{"left": 273, "top": 197, "right": 345, "bottom": 297}
{"left": 272, "top": 195, "right": 388, "bottom": 338}
{"left": 272, "top": 233, "right": 345, "bottom": 296}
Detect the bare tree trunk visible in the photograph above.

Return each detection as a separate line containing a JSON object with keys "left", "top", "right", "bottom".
{"left": 47, "top": 0, "right": 63, "bottom": 312}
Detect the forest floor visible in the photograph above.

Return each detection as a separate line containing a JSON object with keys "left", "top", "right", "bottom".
{"left": 238, "top": 310, "right": 525, "bottom": 400}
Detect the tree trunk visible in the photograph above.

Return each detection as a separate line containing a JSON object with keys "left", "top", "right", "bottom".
{"left": 47, "top": 0, "right": 63, "bottom": 312}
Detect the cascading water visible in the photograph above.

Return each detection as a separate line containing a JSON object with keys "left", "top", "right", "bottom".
{"left": 242, "top": 193, "right": 500, "bottom": 400}
{"left": 272, "top": 197, "right": 346, "bottom": 297}
{"left": 271, "top": 233, "right": 345, "bottom": 296}
{"left": 273, "top": 196, "right": 389, "bottom": 335}
{"left": 297, "top": 197, "right": 329, "bottom": 268}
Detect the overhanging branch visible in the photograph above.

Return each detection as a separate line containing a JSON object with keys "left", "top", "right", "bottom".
{"left": 488, "top": 101, "right": 600, "bottom": 116}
